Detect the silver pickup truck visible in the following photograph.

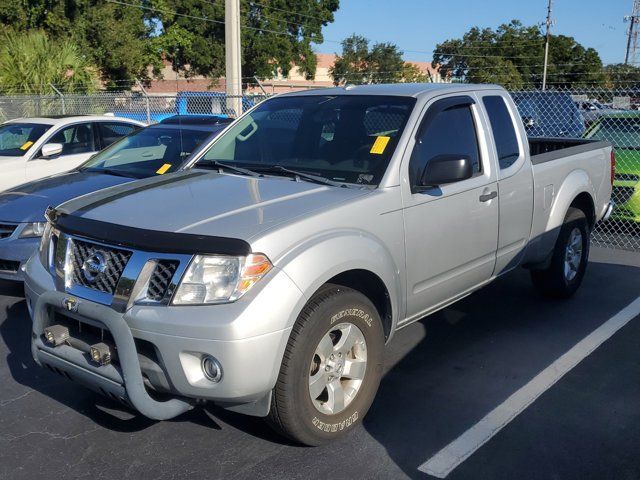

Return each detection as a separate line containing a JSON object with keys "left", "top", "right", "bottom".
{"left": 24, "top": 84, "right": 614, "bottom": 445}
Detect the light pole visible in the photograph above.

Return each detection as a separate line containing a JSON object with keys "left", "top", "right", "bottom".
{"left": 225, "top": 0, "right": 243, "bottom": 117}
{"left": 542, "top": 0, "right": 553, "bottom": 91}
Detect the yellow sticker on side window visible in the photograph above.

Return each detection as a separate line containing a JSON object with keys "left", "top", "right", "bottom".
{"left": 156, "top": 164, "right": 172, "bottom": 175}
{"left": 19, "top": 141, "right": 34, "bottom": 151}
{"left": 370, "top": 136, "right": 391, "bottom": 155}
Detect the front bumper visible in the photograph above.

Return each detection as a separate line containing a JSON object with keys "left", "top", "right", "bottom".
{"left": 611, "top": 181, "right": 640, "bottom": 222}
{"left": 0, "top": 235, "right": 39, "bottom": 281}
{"left": 25, "top": 254, "right": 304, "bottom": 419}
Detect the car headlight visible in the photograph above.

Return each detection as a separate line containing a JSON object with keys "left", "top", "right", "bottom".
{"left": 172, "top": 253, "right": 272, "bottom": 305}
{"left": 20, "top": 222, "right": 47, "bottom": 238}
{"left": 38, "top": 223, "right": 53, "bottom": 267}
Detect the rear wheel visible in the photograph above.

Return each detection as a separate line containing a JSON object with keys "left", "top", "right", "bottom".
{"left": 530, "top": 207, "right": 590, "bottom": 299}
{"left": 267, "top": 284, "right": 384, "bottom": 446}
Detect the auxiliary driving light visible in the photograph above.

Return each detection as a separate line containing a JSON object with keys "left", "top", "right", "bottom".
{"left": 201, "top": 355, "right": 222, "bottom": 382}
{"left": 90, "top": 342, "right": 112, "bottom": 366}
{"left": 43, "top": 325, "right": 69, "bottom": 346}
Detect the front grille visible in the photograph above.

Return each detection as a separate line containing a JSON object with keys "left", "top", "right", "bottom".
{"left": 68, "top": 238, "right": 132, "bottom": 294}
{"left": 612, "top": 186, "right": 636, "bottom": 205}
{"left": 0, "top": 223, "right": 17, "bottom": 239}
{"left": 147, "top": 260, "right": 179, "bottom": 301}
{"left": 0, "top": 259, "right": 19, "bottom": 273}
{"left": 615, "top": 173, "right": 640, "bottom": 183}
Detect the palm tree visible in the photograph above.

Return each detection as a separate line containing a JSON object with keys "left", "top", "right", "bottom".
{"left": 0, "top": 29, "right": 98, "bottom": 95}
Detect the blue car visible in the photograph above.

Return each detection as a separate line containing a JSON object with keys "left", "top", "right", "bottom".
{"left": 0, "top": 115, "right": 230, "bottom": 281}
{"left": 512, "top": 91, "right": 585, "bottom": 138}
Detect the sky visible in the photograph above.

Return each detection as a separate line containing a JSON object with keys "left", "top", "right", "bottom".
{"left": 314, "top": 0, "right": 632, "bottom": 65}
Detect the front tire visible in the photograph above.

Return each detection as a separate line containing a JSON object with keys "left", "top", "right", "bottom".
{"left": 530, "top": 207, "right": 590, "bottom": 299}
{"left": 267, "top": 284, "right": 384, "bottom": 446}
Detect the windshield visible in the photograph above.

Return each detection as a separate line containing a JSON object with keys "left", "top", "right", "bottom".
{"left": 586, "top": 117, "right": 640, "bottom": 149}
{"left": 199, "top": 95, "right": 416, "bottom": 186}
{"left": 0, "top": 122, "right": 50, "bottom": 157}
{"left": 81, "top": 126, "right": 214, "bottom": 177}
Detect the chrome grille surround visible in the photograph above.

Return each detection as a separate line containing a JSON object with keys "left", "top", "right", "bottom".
{"left": 52, "top": 231, "right": 192, "bottom": 311}
{"left": 68, "top": 238, "right": 132, "bottom": 295}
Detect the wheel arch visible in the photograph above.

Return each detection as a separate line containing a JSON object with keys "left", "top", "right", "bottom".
{"left": 277, "top": 231, "right": 403, "bottom": 342}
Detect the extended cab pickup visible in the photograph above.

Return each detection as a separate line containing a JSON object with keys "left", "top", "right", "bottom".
{"left": 25, "top": 84, "right": 614, "bottom": 445}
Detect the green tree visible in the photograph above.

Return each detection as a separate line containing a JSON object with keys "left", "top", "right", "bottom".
{"left": 432, "top": 20, "right": 606, "bottom": 89}
{"left": 330, "top": 34, "right": 408, "bottom": 85}
{"left": 604, "top": 63, "right": 640, "bottom": 90}
{"left": 0, "top": 29, "right": 98, "bottom": 94}
{"left": 401, "top": 63, "right": 428, "bottom": 83}
{"left": 157, "top": 0, "right": 340, "bottom": 81}
{"left": 0, "top": 1, "right": 162, "bottom": 86}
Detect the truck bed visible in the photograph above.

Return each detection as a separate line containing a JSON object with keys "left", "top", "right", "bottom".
{"left": 529, "top": 137, "right": 611, "bottom": 165}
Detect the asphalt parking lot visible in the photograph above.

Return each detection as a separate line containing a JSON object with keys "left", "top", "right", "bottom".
{"left": 0, "top": 247, "right": 639, "bottom": 480}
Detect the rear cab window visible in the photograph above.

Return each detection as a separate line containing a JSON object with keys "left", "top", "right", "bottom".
{"left": 482, "top": 96, "right": 521, "bottom": 169}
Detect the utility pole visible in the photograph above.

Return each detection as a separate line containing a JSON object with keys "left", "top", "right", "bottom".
{"left": 624, "top": 1, "right": 640, "bottom": 64}
{"left": 541, "top": 0, "right": 553, "bottom": 91}
{"left": 225, "top": 0, "right": 243, "bottom": 117}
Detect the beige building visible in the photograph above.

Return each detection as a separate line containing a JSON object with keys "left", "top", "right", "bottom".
{"left": 143, "top": 53, "right": 447, "bottom": 95}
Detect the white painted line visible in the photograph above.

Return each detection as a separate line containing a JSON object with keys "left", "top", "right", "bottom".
{"left": 418, "top": 296, "right": 640, "bottom": 478}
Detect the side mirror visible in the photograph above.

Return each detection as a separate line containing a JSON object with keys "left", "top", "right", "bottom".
{"left": 418, "top": 154, "right": 474, "bottom": 190}
{"left": 40, "top": 143, "right": 63, "bottom": 158}
{"left": 522, "top": 117, "right": 535, "bottom": 128}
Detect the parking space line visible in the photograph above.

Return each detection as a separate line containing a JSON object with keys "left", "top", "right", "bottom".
{"left": 418, "top": 296, "right": 640, "bottom": 478}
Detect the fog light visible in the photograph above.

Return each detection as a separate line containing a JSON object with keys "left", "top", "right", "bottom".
{"left": 90, "top": 342, "right": 111, "bottom": 366}
{"left": 201, "top": 355, "right": 222, "bottom": 382}
{"left": 43, "top": 325, "right": 69, "bottom": 346}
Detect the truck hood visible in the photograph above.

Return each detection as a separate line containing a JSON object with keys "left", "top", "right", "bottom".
{"left": 58, "top": 170, "right": 372, "bottom": 240}
{"left": 0, "top": 171, "right": 134, "bottom": 223}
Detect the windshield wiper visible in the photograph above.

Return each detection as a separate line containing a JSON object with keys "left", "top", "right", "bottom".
{"left": 252, "top": 165, "right": 347, "bottom": 187}
{"left": 196, "top": 160, "right": 261, "bottom": 177}
{"left": 92, "top": 168, "right": 140, "bottom": 179}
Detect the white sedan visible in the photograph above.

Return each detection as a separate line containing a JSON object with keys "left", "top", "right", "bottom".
{"left": 0, "top": 115, "right": 145, "bottom": 192}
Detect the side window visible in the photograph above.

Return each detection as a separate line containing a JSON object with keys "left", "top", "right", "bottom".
{"left": 48, "top": 123, "right": 95, "bottom": 156}
{"left": 98, "top": 122, "right": 137, "bottom": 148}
{"left": 482, "top": 96, "right": 521, "bottom": 169}
{"left": 410, "top": 104, "right": 480, "bottom": 186}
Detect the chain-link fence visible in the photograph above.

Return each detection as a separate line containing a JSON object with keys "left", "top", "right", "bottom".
{"left": 509, "top": 87, "right": 639, "bottom": 252}
{"left": 0, "top": 91, "right": 270, "bottom": 123}
{"left": 0, "top": 86, "right": 638, "bottom": 251}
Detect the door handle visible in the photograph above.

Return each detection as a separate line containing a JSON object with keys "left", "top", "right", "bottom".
{"left": 479, "top": 191, "right": 497, "bottom": 202}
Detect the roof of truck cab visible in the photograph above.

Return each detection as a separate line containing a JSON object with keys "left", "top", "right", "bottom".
{"left": 276, "top": 83, "right": 504, "bottom": 98}
{"left": 3, "top": 115, "right": 145, "bottom": 126}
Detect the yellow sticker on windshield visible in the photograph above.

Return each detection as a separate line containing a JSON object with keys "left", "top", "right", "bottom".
{"left": 156, "top": 164, "right": 172, "bottom": 175}
{"left": 20, "top": 141, "right": 34, "bottom": 151}
{"left": 370, "top": 136, "right": 390, "bottom": 155}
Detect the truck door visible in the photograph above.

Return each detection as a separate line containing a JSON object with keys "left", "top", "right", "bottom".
{"left": 401, "top": 95, "right": 499, "bottom": 320}
{"left": 478, "top": 93, "right": 534, "bottom": 275}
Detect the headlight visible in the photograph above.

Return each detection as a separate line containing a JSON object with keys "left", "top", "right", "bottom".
{"left": 172, "top": 253, "right": 272, "bottom": 305}
{"left": 20, "top": 222, "right": 47, "bottom": 238}
{"left": 38, "top": 223, "right": 53, "bottom": 267}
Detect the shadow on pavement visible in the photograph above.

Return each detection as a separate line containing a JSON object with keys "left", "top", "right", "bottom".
{"left": 0, "top": 281, "right": 223, "bottom": 434}
{"left": 362, "top": 260, "right": 640, "bottom": 479}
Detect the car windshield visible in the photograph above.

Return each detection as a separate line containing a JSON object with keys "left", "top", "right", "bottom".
{"left": 80, "top": 126, "right": 215, "bottom": 177}
{"left": 586, "top": 117, "right": 640, "bottom": 149}
{"left": 198, "top": 95, "right": 416, "bottom": 186}
{"left": 0, "top": 122, "right": 50, "bottom": 157}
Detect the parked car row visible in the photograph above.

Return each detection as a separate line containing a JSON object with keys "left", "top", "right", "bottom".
{"left": 0, "top": 114, "right": 232, "bottom": 280}
{"left": 0, "top": 84, "right": 613, "bottom": 446}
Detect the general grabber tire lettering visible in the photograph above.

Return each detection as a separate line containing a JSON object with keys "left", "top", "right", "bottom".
{"left": 530, "top": 207, "right": 590, "bottom": 299}
{"left": 266, "top": 283, "right": 385, "bottom": 446}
